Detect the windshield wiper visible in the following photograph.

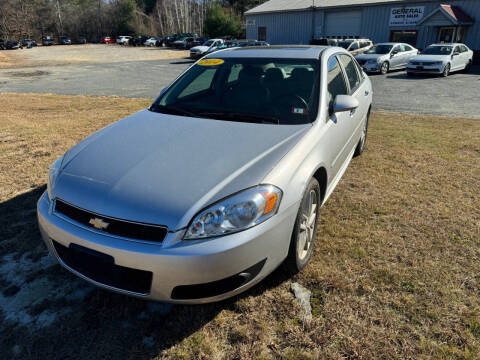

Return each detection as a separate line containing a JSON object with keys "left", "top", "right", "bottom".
{"left": 198, "top": 111, "right": 280, "bottom": 124}
{"left": 150, "top": 104, "right": 198, "bottom": 118}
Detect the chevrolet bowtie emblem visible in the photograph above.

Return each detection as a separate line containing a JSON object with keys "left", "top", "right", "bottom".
{"left": 89, "top": 217, "right": 110, "bottom": 230}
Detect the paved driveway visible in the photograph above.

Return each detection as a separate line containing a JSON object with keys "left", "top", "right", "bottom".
{"left": 1, "top": 60, "right": 479, "bottom": 118}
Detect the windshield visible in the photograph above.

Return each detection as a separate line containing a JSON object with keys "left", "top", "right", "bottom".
{"left": 421, "top": 46, "right": 452, "bottom": 55}
{"left": 203, "top": 40, "right": 214, "bottom": 46}
{"left": 365, "top": 44, "right": 393, "bottom": 54}
{"left": 338, "top": 40, "right": 353, "bottom": 49}
{"left": 150, "top": 57, "right": 320, "bottom": 125}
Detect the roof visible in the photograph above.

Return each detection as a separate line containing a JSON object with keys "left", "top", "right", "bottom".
{"left": 205, "top": 45, "right": 328, "bottom": 59}
{"left": 419, "top": 4, "right": 474, "bottom": 25}
{"left": 246, "top": 0, "right": 413, "bottom": 14}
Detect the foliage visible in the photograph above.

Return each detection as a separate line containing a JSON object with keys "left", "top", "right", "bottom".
{"left": 204, "top": 3, "right": 242, "bottom": 38}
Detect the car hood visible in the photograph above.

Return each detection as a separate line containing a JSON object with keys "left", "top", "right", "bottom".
{"left": 54, "top": 110, "right": 310, "bottom": 230}
{"left": 410, "top": 54, "right": 448, "bottom": 62}
{"left": 355, "top": 53, "right": 386, "bottom": 61}
{"left": 191, "top": 46, "right": 209, "bottom": 52}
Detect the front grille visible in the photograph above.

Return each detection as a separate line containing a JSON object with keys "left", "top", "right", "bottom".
{"left": 53, "top": 240, "right": 152, "bottom": 294}
{"left": 411, "top": 61, "right": 435, "bottom": 66}
{"left": 54, "top": 199, "right": 168, "bottom": 243}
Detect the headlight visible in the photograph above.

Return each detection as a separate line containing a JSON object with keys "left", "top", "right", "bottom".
{"left": 184, "top": 185, "right": 282, "bottom": 240}
{"left": 47, "top": 155, "right": 64, "bottom": 201}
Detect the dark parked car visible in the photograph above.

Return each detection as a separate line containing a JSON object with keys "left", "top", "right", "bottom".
{"left": 59, "top": 36, "right": 72, "bottom": 45}
{"left": 74, "top": 36, "right": 87, "bottom": 44}
{"left": 6, "top": 40, "right": 22, "bottom": 50}
{"left": 132, "top": 35, "right": 150, "bottom": 46}
{"left": 42, "top": 36, "right": 55, "bottom": 46}
{"left": 22, "top": 39, "right": 37, "bottom": 48}
{"left": 0, "top": 39, "right": 4, "bottom": 50}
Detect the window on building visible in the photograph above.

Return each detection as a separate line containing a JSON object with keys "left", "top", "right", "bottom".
{"left": 258, "top": 27, "right": 267, "bottom": 41}
{"left": 327, "top": 56, "right": 348, "bottom": 110}
{"left": 338, "top": 54, "right": 360, "bottom": 93}
{"left": 390, "top": 30, "right": 418, "bottom": 47}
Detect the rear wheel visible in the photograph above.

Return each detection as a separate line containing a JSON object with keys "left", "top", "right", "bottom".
{"left": 443, "top": 63, "right": 451, "bottom": 77}
{"left": 464, "top": 60, "right": 472, "bottom": 73}
{"left": 284, "top": 178, "right": 321, "bottom": 274}
{"left": 380, "top": 61, "right": 389, "bottom": 75}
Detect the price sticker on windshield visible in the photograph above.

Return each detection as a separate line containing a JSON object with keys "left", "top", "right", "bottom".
{"left": 198, "top": 59, "right": 224, "bottom": 66}
{"left": 292, "top": 107, "right": 307, "bottom": 116}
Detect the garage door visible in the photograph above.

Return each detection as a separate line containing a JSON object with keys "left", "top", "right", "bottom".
{"left": 325, "top": 10, "right": 362, "bottom": 37}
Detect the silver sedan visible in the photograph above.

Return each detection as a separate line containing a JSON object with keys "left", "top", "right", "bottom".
{"left": 356, "top": 42, "right": 418, "bottom": 74}
{"left": 37, "top": 46, "right": 373, "bottom": 303}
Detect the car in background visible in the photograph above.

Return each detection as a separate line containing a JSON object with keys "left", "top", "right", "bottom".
{"left": 100, "top": 36, "right": 115, "bottom": 44}
{"left": 42, "top": 36, "right": 55, "bottom": 46}
{"left": 59, "top": 36, "right": 72, "bottom": 45}
{"left": 144, "top": 37, "right": 161, "bottom": 47}
{"left": 407, "top": 43, "right": 474, "bottom": 77}
{"left": 190, "top": 38, "right": 224, "bottom": 59}
{"left": 338, "top": 39, "right": 373, "bottom": 56}
{"left": 116, "top": 36, "right": 132, "bottom": 45}
{"left": 6, "top": 40, "right": 22, "bottom": 50}
{"left": 22, "top": 39, "right": 37, "bottom": 48}
{"left": 207, "top": 40, "right": 270, "bottom": 56}
{"left": 132, "top": 35, "right": 150, "bottom": 47}
{"left": 75, "top": 36, "right": 87, "bottom": 44}
{"left": 191, "top": 37, "right": 206, "bottom": 47}
{"left": 356, "top": 43, "right": 418, "bottom": 74}
{"left": 0, "top": 39, "right": 4, "bottom": 50}
{"left": 311, "top": 38, "right": 339, "bottom": 46}
{"left": 38, "top": 46, "right": 372, "bottom": 303}
{"left": 173, "top": 37, "right": 195, "bottom": 49}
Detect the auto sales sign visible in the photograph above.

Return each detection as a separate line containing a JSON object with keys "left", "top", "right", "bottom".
{"left": 389, "top": 6, "right": 424, "bottom": 26}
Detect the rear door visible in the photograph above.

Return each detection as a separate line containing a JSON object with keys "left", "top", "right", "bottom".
{"left": 452, "top": 45, "right": 463, "bottom": 70}
{"left": 389, "top": 45, "right": 402, "bottom": 69}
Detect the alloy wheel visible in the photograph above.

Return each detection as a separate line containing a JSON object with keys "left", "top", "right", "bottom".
{"left": 297, "top": 190, "right": 318, "bottom": 260}
{"left": 381, "top": 62, "right": 389, "bottom": 75}
{"left": 443, "top": 64, "right": 450, "bottom": 77}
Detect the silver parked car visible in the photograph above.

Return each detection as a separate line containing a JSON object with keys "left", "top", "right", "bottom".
{"left": 407, "top": 43, "right": 474, "bottom": 77}
{"left": 356, "top": 42, "right": 418, "bottom": 74}
{"left": 37, "top": 46, "right": 373, "bottom": 303}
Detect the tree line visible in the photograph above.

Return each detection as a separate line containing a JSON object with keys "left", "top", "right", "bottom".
{"left": 0, "top": 0, "right": 266, "bottom": 41}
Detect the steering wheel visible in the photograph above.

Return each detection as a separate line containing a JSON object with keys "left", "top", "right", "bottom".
{"left": 271, "top": 94, "right": 309, "bottom": 117}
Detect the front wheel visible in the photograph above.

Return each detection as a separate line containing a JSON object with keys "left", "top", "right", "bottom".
{"left": 354, "top": 108, "right": 370, "bottom": 157}
{"left": 284, "top": 178, "right": 321, "bottom": 274}
{"left": 443, "top": 63, "right": 451, "bottom": 77}
{"left": 380, "top": 61, "right": 389, "bottom": 75}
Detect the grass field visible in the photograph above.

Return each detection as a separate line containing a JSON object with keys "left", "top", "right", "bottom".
{"left": 0, "top": 93, "right": 479, "bottom": 359}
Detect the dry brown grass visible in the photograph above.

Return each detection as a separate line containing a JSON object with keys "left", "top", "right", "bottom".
{"left": 0, "top": 93, "right": 479, "bottom": 359}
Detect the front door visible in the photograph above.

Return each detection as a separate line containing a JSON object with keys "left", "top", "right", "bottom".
{"left": 258, "top": 27, "right": 267, "bottom": 41}
{"left": 438, "top": 27, "right": 455, "bottom": 43}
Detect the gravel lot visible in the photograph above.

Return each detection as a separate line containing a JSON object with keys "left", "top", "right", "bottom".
{"left": 1, "top": 45, "right": 479, "bottom": 117}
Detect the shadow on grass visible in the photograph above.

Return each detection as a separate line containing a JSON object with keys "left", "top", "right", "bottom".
{"left": 0, "top": 187, "right": 290, "bottom": 359}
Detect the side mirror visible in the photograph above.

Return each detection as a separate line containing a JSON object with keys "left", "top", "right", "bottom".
{"left": 391, "top": 50, "right": 398, "bottom": 58}
{"left": 330, "top": 95, "right": 360, "bottom": 115}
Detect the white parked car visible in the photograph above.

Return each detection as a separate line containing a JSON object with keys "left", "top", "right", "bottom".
{"left": 144, "top": 37, "right": 161, "bottom": 47}
{"left": 190, "top": 39, "right": 224, "bottom": 59}
{"left": 356, "top": 43, "right": 418, "bottom": 74}
{"left": 116, "top": 36, "right": 132, "bottom": 45}
{"left": 407, "top": 43, "right": 474, "bottom": 77}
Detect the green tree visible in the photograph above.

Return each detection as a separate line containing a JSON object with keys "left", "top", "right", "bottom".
{"left": 115, "top": 0, "right": 137, "bottom": 35}
{"left": 204, "top": 3, "right": 242, "bottom": 38}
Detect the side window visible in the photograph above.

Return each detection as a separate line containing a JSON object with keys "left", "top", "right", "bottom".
{"left": 392, "top": 45, "right": 401, "bottom": 53}
{"left": 327, "top": 56, "right": 348, "bottom": 109}
{"left": 404, "top": 44, "right": 414, "bottom": 51}
{"left": 339, "top": 54, "right": 361, "bottom": 93}
{"left": 350, "top": 42, "right": 359, "bottom": 51}
{"left": 178, "top": 68, "right": 216, "bottom": 98}
{"left": 360, "top": 41, "right": 369, "bottom": 48}
{"left": 454, "top": 46, "right": 461, "bottom": 54}
{"left": 461, "top": 45, "right": 468, "bottom": 53}
{"left": 227, "top": 64, "right": 243, "bottom": 84}
{"left": 399, "top": 44, "right": 407, "bottom": 52}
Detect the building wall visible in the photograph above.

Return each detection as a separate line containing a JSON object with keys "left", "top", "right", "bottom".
{"left": 246, "top": 0, "right": 480, "bottom": 50}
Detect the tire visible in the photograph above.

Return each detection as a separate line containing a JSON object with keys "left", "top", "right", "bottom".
{"left": 354, "top": 108, "right": 370, "bottom": 157}
{"left": 284, "top": 178, "right": 321, "bottom": 274}
{"left": 464, "top": 60, "right": 472, "bottom": 73}
{"left": 380, "top": 61, "right": 389, "bottom": 75}
{"left": 443, "top": 63, "right": 450, "bottom": 77}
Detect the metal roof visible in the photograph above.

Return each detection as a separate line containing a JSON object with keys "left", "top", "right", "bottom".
{"left": 246, "top": 0, "right": 429, "bottom": 14}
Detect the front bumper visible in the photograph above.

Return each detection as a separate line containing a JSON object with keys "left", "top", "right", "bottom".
{"left": 407, "top": 64, "right": 443, "bottom": 74}
{"left": 37, "top": 192, "right": 298, "bottom": 303}
{"left": 361, "top": 62, "right": 381, "bottom": 73}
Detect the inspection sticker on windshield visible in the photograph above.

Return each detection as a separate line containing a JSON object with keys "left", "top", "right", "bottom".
{"left": 198, "top": 59, "right": 224, "bottom": 66}
{"left": 292, "top": 107, "right": 307, "bottom": 115}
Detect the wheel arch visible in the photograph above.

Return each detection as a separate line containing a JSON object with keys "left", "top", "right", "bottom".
{"left": 312, "top": 166, "right": 328, "bottom": 204}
